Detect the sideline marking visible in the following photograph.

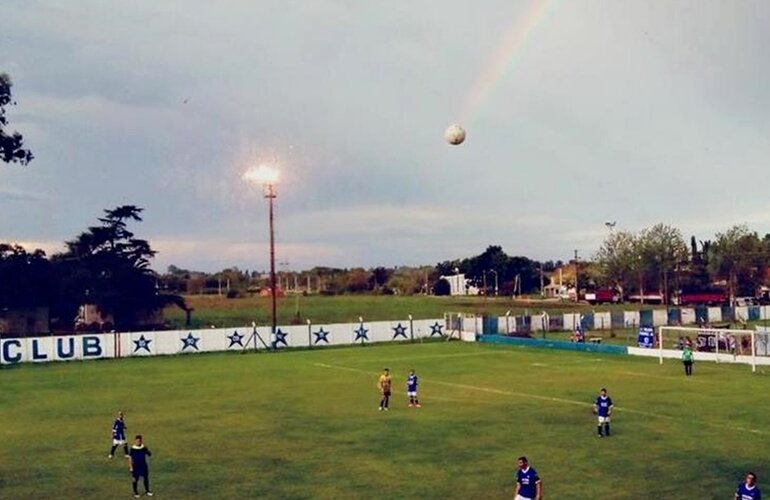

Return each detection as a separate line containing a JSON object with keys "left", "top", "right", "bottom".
{"left": 312, "top": 362, "right": 767, "bottom": 435}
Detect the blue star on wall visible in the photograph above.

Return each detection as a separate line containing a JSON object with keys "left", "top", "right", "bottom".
{"left": 392, "top": 323, "right": 408, "bottom": 339}
{"left": 273, "top": 329, "right": 288, "bottom": 348}
{"left": 430, "top": 322, "right": 444, "bottom": 337}
{"left": 181, "top": 332, "right": 200, "bottom": 351}
{"left": 354, "top": 325, "right": 369, "bottom": 342}
{"left": 313, "top": 328, "right": 330, "bottom": 344}
{"left": 227, "top": 331, "right": 244, "bottom": 347}
{"left": 133, "top": 335, "right": 152, "bottom": 353}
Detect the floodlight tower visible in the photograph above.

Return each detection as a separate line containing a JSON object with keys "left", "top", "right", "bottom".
{"left": 243, "top": 165, "right": 280, "bottom": 338}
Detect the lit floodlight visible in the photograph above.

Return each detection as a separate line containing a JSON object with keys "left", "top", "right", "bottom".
{"left": 243, "top": 165, "right": 280, "bottom": 186}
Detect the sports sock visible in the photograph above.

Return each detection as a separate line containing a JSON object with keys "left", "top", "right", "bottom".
{"left": 604, "top": 423, "right": 610, "bottom": 436}
{"left": 110, "top": 445, "right": 118, "bottom": 456}
{"left": 597, "top": 425, "right": 603, "bottom": 436}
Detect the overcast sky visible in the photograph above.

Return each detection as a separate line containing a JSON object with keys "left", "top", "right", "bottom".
{"left": 2, "top": 0, "right": 769, "bottom": 272}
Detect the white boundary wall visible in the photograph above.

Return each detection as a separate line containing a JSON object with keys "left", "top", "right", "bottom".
{"left": 0, "top": 317, "right": 455, "bottom": 365}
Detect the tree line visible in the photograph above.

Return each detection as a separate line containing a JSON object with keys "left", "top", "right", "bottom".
{"left": 0, "top": 206, "right": 184, "bottom": 331}
{"left": 594, "top": 223, "right": 770, "bottom": 303}
{"left": 157, "top": 245, "right": 559, "bottom": 298}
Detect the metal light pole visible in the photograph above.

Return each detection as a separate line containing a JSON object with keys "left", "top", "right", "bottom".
{"left": 265, "top": 183, "right": 277, "bottom": 337}
{"left": 243, "top": 165, "right": 280, "bottom": 340}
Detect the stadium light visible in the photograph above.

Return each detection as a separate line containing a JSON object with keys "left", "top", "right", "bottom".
{"left": 243, "top": 165, "right": 280, "bottom": 342}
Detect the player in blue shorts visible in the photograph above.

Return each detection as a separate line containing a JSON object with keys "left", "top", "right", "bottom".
{"left": 514, "top": 456, "right": 542, "bottom": 500}
{"left": 735, "top": 472, "right": 761, "bottom": 500}
{"left": 594, "top": 388, "right": 613, "bottom": 437}
{"left": 108, "top": 410, "right": 129, "bottom": 458}
{"left": 407, "top": 369, "right": 420, "bottom": 408}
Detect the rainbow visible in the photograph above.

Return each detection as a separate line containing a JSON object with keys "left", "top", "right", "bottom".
{"left": 459, "top": 0, "right": 560, "bottom": 123}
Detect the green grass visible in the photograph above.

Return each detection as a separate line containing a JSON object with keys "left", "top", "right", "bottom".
{"left": 2, "top": 342, "right": 768, "bottom": 499}
{"left": 164, "top": 294, "right": 665, "bottom": 329}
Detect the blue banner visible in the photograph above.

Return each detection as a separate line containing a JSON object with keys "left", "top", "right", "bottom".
{"left": 637, "top": 326, "right": 655, "bottom": 348}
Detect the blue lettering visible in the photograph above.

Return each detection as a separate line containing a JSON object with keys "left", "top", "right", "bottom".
{"left": 32, "top": 339, "right": 48, "bottom": 360}
{"left": 2, "top": 339, "right": 22, "bottom": 363}
{"left": 83, "top": 336, "right": 102, "bottom": 357}
{"left": 56, "top": 337, "right": 76, "bottom": 359}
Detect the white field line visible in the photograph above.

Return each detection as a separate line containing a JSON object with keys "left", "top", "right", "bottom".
{"left": 312, "top": 362, "right": 768, "bottom": 436}
{"left": 375, "top": 351, "right": 506, "bottom": 362}
{"left": 346, "top": 349, "right": 604, "bottom": 366}
{"left": 530, "top": 358, "right": 604, "bottom": 367}
{"left": 616, "top": 370, "right": 709, "bottom": 384}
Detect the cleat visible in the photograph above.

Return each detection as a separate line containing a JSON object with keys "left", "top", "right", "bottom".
{"left": 416, "top": 404, "right": 421, "bottom": 408}
{"left": 108, "top": 454, "right": 113, "bottom": 459}
{"left": 146, "top": 493, "right": 154, "bottom": 497}
{"left": 378, "top": 407, "right": 383, "bottom": 411}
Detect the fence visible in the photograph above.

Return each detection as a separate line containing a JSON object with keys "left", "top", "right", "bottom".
{"left": 480, "top": 305, "right": 770, "bottom": 336}
{"left": 0, "top": 318, "right": 453, "bottom": 365}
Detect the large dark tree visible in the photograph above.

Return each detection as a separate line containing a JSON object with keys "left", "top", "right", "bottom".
{"left": 0, "top": 244, "right": 51, "bottom": 308}
{"left": 0, "top": 73, "right": 33, "bottom": 165}
{"left": 51, "top": 206, "right": 183, "bottom": 330}
{"left": 435, "top": 246, "right": 542, "bottom": 295}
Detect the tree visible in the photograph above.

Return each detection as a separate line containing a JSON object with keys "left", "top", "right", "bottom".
{"left": 594, "top": 230, "right": 639, "bottom": 295}
{"left": 0, "top": 74, "right": 33, "bottom": 165}
{"left": 51, "top": 205, "right": 183, "bottom": 330}
{"left": 433, "top": 278, "right": 451, "bottom": 296}
{"left": 0, "top": 244, "right": 51, "bottom": 308}
{"left": 708, "top": 225, "right": 765, "bottom": 303}
{"left": 637, "top": 224, "right": 688, "bottom": 302}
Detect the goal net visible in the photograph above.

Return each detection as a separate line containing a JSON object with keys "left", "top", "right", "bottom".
{"left": 444, "top": 313, "right": 477, "bottom": 341}
{"left": 658, "top": 326, "right": 770, "bottom": 372}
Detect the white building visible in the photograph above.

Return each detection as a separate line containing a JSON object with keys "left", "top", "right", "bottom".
{"left": 440, "top": 273, "right": 479, "bottom": 296}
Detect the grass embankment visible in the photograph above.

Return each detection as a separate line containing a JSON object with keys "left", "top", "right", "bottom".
{"left": 164, "top": 294, "right": 663, "bottom": 330}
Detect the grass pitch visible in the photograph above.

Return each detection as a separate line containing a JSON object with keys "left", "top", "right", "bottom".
{"left": 1, "top": 341, "right": 768, "bottom": 499}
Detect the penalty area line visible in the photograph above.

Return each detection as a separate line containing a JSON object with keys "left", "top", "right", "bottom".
{"left": 312, "top": 362, "right": 769, "bottom": 436}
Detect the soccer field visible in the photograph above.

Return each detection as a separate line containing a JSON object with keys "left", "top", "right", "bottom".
{"left": 1, "top": 341, "right": 768, "bottom": 499}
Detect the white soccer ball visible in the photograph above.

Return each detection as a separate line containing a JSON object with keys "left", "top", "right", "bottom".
{"left": 444, "top": 124, "right": 466, "bottom": 145}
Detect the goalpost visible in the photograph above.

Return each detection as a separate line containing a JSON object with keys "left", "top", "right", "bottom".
{"left": 657, "top": 326, "right": 769, "bottom": 373}
{"left": 444, "top": 312, "right": 476, "bottom": 341}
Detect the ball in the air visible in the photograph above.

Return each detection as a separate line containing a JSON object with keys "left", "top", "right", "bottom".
{"left": 445, "top": 124, "right": 466, "bottom": 145}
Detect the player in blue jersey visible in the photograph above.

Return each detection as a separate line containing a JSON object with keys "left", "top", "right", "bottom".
{"left": 108, "top": 410, "right": 129, "bottom": 459}
{"left": 594, "top": 388, "right": 613, "bottom": 437}
{"left": 514, "top": 456, "right": 542, "bottom": 500}
{"left": 736, "top": 472, "right": 761, "bottom": 500}
{"left": 128, "top": 434, "right": 153, "bottom": 497}
{"left": 406, "top": 369, "right": 421, "bottom": 408}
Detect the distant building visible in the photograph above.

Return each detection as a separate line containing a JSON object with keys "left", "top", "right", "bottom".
{"left": 439, "top": 273, "right": 479, "bottom": 296}
{"left": 543, "top": 267, "right": 571, "bottom": 299}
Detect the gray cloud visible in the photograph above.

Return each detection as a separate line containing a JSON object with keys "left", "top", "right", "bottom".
{"left": 2, "top": 0, "right": 769, "bottom": 270}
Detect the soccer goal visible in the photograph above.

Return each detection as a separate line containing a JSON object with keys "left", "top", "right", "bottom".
{"left": 444, "top": 312, "right": 477, "bottom": 341}
{"left": 657, "top": 326, "right": 770, "bottom": 372}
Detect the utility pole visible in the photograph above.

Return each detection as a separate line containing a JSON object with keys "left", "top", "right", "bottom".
{"left": 540, "top": 265, "right": 544, "bottom": 297}
{"left": 574, "top": 249, "right": 579, "bottom": 302}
